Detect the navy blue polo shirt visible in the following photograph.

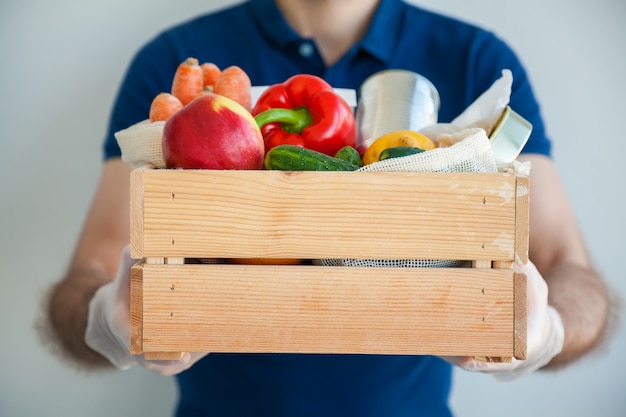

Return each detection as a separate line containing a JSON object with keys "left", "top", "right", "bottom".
{"left": 103, "top": 1, "right": 552, "bottom": 416}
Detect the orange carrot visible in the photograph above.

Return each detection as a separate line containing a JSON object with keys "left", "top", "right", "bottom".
{"left": 149, "top": 92, "right": 183, "bottom": 122}
{"left": 171, "top": 57, "right": 204, "bottom": 105}
{"left": 213, "top": 65, "right": 252, "bottom": 111}
{"left": 201, "top": 62, "right": 221, "bottom": 91}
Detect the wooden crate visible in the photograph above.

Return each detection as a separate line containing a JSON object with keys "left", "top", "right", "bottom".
{"left": 129, "top": 169, "right": 528, "bottom": 361}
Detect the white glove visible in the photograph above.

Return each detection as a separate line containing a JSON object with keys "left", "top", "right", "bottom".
{"left": 85, "top": 244, "right": 208, "bottom": 376}
{"left": 443, "top": 261, "right": 565, "bottom": 380}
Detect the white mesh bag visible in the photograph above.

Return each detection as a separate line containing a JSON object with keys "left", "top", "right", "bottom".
{"left": 114, "top": 120, "right": 166, "bottom": 169}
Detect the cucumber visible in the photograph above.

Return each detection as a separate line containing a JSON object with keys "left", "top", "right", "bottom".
{"left": 264, "top": 145, "right": 360, "bottom": 171}
{"left": 334, "top": 146, "right": 363, "bottom": 167}
{"left": 378, "top": 146, "right": 425, "bottom": 161}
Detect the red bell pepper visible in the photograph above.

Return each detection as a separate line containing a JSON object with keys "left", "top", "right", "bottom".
{"left": 252, "top": 74, "right": 356, "bottom": 156}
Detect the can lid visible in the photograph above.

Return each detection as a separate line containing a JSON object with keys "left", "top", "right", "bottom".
{"left": 488, "top": 106, "right": 533, "bottom": 167}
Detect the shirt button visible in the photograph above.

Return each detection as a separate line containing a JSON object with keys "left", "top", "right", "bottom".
{"left": 298, "top": 42, "right": 314, "bottom": 58}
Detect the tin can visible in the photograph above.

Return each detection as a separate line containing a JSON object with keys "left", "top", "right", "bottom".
{"left": 355, "top": 70, "right": 440, "bottom": 153}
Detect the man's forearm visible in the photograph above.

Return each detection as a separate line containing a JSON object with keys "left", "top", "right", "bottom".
{"left": 544, "top": 260, "right": 615, "bottom": 369}
{"left": 42, "top": 267, "right": 114, "bottom": 370}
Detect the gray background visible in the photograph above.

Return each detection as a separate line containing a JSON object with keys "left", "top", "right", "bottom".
{"left": 1, "top": 0, "right": 624, "bottom": 416}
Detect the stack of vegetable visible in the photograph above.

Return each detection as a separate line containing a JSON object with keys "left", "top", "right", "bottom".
{"left": 146, "top": 57, "right": 442, "bottom": 172}
{"left": 149, "top": 57, "right": 252, "bottom": 121}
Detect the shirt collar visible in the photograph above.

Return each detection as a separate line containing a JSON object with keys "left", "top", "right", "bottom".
{"left": 249, "top": 0, "right": 404, "bottom": 63}
{"left": 249, "top": 0, "right": 302, "bottom": 49}
{"left": 359, "top": 0, "right": 404, "bottom": 63}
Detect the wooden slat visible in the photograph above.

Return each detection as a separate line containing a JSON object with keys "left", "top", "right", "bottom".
{"left": 129, "top": 262, "right": 143, "bottom": 355}
{"left": 131, "top": 261, "right": 184, "bottom": 360}
{"left": 143, "top": 351, "right": 184, "bottom": 361}
{"left": 515, "top": 175, "right": 530, "bottom": 264}
{"left": 130, "top": 168, "right": 145, "bottom": 260}
{"left": 138, "top": 264, "right": 517, "bottom": 357}
{"left": 514, "top": 271, "right": 528, "bottom": 359}
{"left": 131, "top": 170, "right": 519, "bottom": 261}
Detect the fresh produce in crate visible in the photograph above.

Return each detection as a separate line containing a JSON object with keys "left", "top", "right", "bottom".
{"left": 252, "top": 74, "right": 356, "bottom": 156}
{"left": 116, "top": 58, "right": 256, "bottom": 169}
{"left": 378, "top": 146, "right": 426, "bottom": 161}
{"left": 162, "top": 92, "right": 264, "bottom": 170}
{"left": 149, "top": 58, "right": 252, "bottom": 122}
{"left": 361, "top": 130, "right": 436, "bottom": 165}
{"left": 170, "top": 57, "right": 204, "bottom": 106}
{"left": 149, "top": 93, "right": 183, "bottom": 122}
{"left": 213, "top": 66, "right": 252, "bottom": 112}
{"left": 333, "top": 145, "right": 363, "bottom": 167}
{"left": 264, "top": 145, "right": 361, "bottom": 171}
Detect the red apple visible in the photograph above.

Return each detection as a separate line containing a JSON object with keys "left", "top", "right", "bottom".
{"left": 162, "top": 93, "right": 264, "bottom": 169}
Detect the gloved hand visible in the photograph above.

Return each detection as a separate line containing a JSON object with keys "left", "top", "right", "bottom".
{"left": 443, "top": 261, "right": 565, "bottom": 380}
{"left": 85, "top": 244, "right": 208, "bottom": 376}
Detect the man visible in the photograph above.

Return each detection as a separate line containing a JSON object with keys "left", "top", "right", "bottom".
{"left": 43, "top": 0, "right": 612, "bottom": 416}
